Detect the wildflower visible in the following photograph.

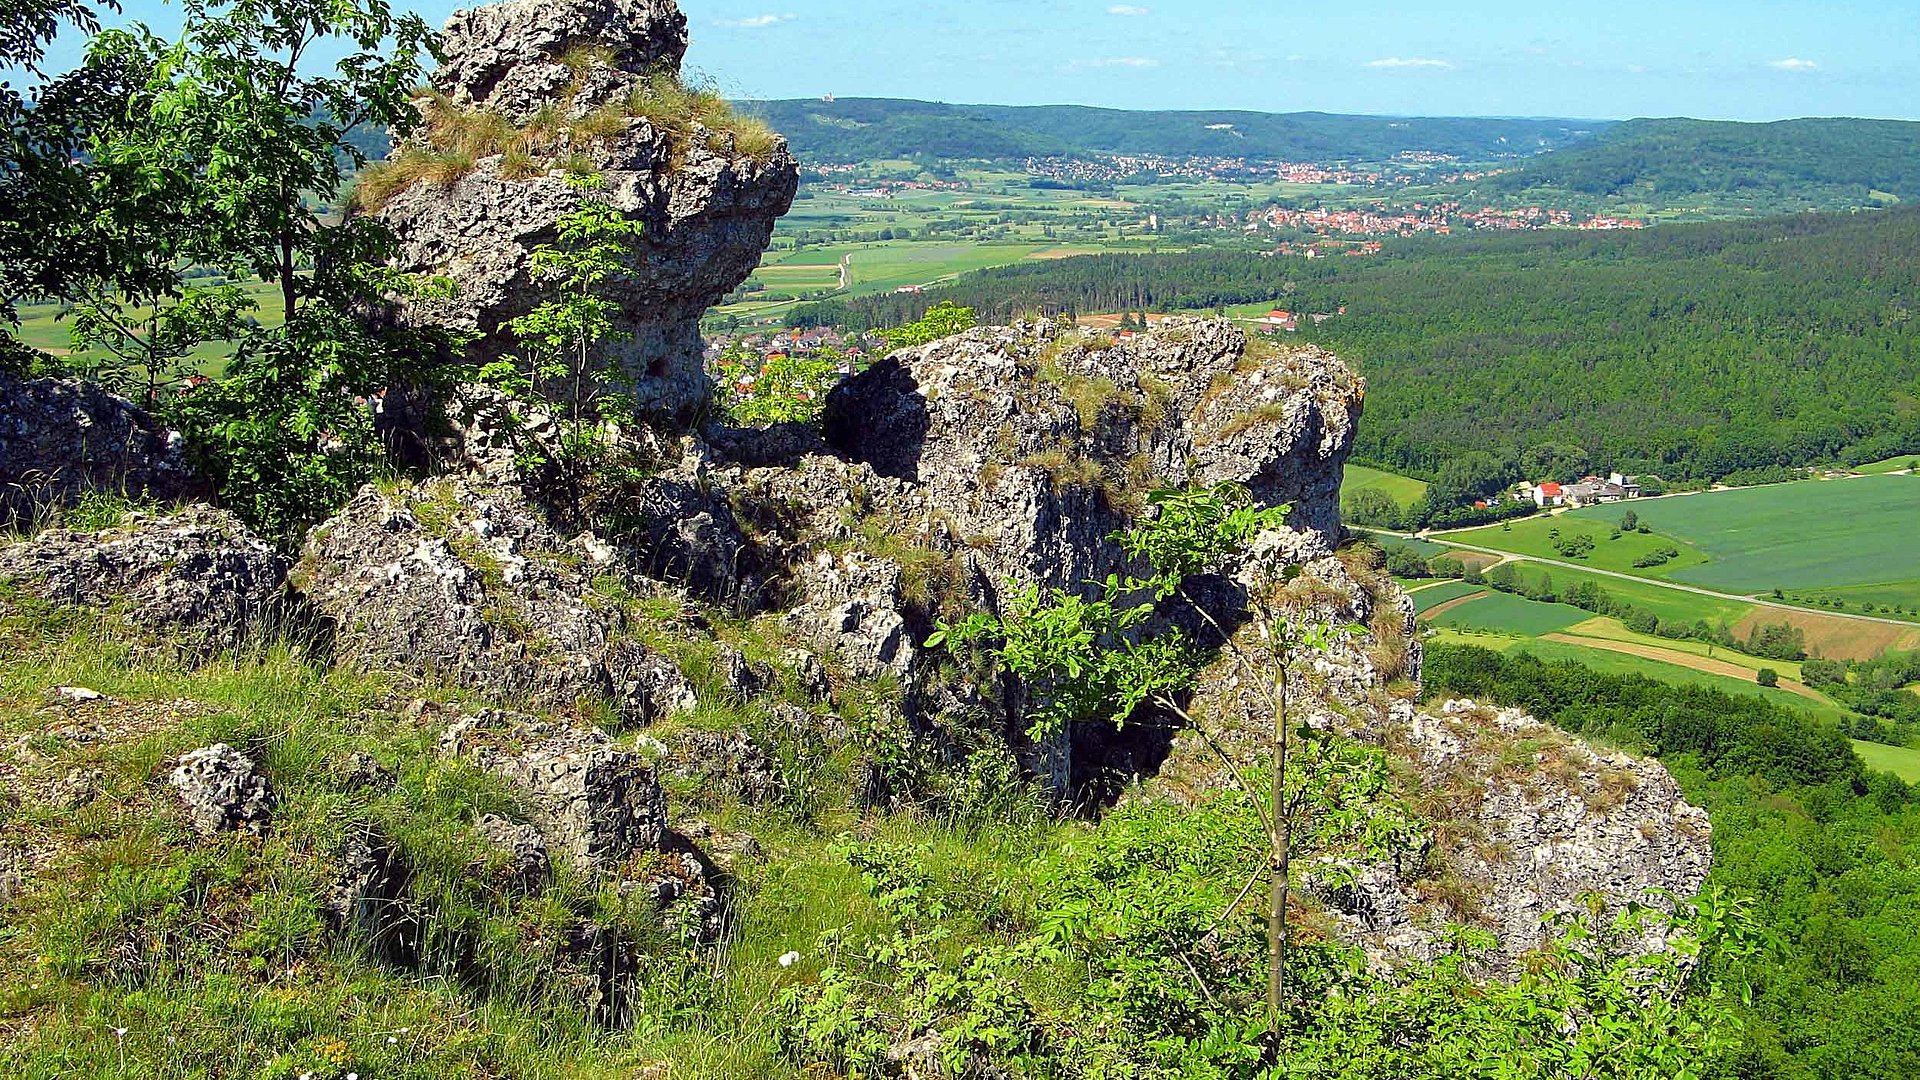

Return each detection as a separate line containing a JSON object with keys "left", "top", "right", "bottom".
{"left": 778, "top": 951, "right": 801, "bottom": 967}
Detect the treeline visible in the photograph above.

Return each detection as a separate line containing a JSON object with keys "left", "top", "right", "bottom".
{"left": 1425, "top": 642, "right": 1920, "bottom": 1079}
{"left": 1491, "top": 116, "right": 1920, "bottom": 207}
{"left": 816, "top": 208, "right": 1920, "bottom": 483}
{"left": 740, "top": 98, "right": 1598, "bottom": 165}
{"left": 1803, "top": 650, "right": 1920, "bottom": 743}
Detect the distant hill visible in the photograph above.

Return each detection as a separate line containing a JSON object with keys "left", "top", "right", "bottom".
{"left": 739, "top": 98, "right": 1605, "bottom": 164}
{"left": 1491, "top": 117, "right": 1920, "bottom": 207}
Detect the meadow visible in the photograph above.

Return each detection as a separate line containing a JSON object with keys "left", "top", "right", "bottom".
{"left": 1565, "top": 476, "right": 1920, "bottom": 594}
{"left": 1344, "top": 463, "right": 1430, "bottom": 509}
{"left": 1448, "top": 513, "right": 1708, "bottom": 577}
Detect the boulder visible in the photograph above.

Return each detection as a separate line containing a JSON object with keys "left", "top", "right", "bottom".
{"left": 441, "top": 712, "right": 667, "bottom": 872}
{"left": 476, "top": 813, "right": 554, "bottom": 892}
{"left": 372, "top": 0, "right": 798, "bottom": 422}
{"left": 0, "top": 506, "right": 288, "bottom": 655}
{"left": 168, "top": 744, "right": 274, "bottom": 836}
{"left": 0, "top": 372, "right": 194, "bottom": 526}
{"left": 293, "top": 477, "right": 695, "bottom": 726}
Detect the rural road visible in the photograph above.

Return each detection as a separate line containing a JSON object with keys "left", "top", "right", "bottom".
{"left": 1395, "top": 534, "right": 1920, "bottom": 631}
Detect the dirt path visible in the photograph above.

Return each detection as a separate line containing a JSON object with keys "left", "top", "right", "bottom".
{"left": 1419, "top": 591, "right": 1490, "bottom": 621}
{"left": 1541, "top": 633, "right": 1830, "bottom": 703}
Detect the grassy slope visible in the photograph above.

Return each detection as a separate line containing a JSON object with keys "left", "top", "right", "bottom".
{"left": 1854, "top": 456, "right": 1919, "bottom": 476}
{"left": 0, "top": 615, "right": 1064, "bottom": 1079}
{"left": 1852, "top": 740, "right": 1920, "bottom": 783}
{"left": 1344, "top": 464, "right": 1429, "bottom": 508}
{"left": 1448, "top": 514, "right": 1708, "bottom": 577}
{"left": 1427, "top": 591, "right": 1590, "bottom": 637}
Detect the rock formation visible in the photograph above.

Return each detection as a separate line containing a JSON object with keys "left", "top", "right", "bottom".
{"left": 292, "top": 476, "right": 697, "bottom": 725}
{"left": 371, "top": 0, "right": 798, "bottom": 422}
{"left": 0, "top": 505, "right": 289, "bottom": 654}
{"left": 169, "top": 744, "right": 275, "bottom": 836}
{"left": 0, "top": 371, "right": 194, "bottom": 526}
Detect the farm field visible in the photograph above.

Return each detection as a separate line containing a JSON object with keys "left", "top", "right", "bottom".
{"left": 1448, "top": 513, "right": 1708, "bottom": 577}
{"left": 1426, "top": 591, "right": 1591, "bottom": 637}
{"left": 1425, "top": 626, "right": 1848, "bottom": 719}
{"left": 1853, "top": 740, "right": 1920, "bottom": 783}
{"left": 12, "top": 278, "right": 286, "bottom": 373}
{"left": 1344, "top": 464, "right": 1429, "bottom": 509}
{"left": 1565, "top": 475, "right": 1920, "bottom": 602}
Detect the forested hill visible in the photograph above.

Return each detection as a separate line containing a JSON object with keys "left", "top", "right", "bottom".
{"left": 1490, "top": 116, "right": 1920, "bottom": 207}
{"left": 804, "top": 208, "right": 1920, "bottom": 482}
{"left": 741, "top": 97, "right": 1603, "bottom": 163}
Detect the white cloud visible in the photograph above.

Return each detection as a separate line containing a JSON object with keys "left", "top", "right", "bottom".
{"left": 1107, "top": 5, "right": 1151, "bottom": 14}
{"left": 1366, "top": 57, "right": 1454, "bottom": 70}
{"left": 1067, "top": 56, "right": 1161, "bottom": 70}
{"left": 716, "top": 13, "right": 793, "bottom": 28}
{"left": 1769, "top": 57, "right": 1818, "bottom": 72}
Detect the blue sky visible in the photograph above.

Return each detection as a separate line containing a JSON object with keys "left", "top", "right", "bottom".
{"left": 53, "top": 1, "right": 1920, "bottom": 120}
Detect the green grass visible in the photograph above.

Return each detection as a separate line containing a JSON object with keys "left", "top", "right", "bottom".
{"left": 1565, "top": 476, "right": 1920, "bottom": 599}
{"left": 1486, "top": 562, "right": 1755, "bottom": 626}
{"left": 1558, "top": 615, "right": 1809, "bottom": 684}
{"left": 1447, "top": 513, "right": 1708, "bottom": 577}
{"left": 1853, "top": 739, "right": 1920, "bottom": 782}
{"left": 1411, "top": 580, "right": 1488, "bottom": 613}
{"left": 1429, "top": 625, "right": 1843, "bottom": 718}
{"left": 1428, "top": 591, "right": 1591, "bottom": 637}
{"left": 1344, "top": 464, "right": 1429, "bottom": 508}
{"left": 1853, "top": 456, "right": 1919, "bottom": 475}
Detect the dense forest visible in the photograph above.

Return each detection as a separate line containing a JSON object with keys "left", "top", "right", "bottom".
{"left": 1426, "top": 643, "right": 1920, "bottom": 1079}
{"left": 741, "top": 98, "right": 1603, "bottom": 164}
{"left": 804, "top": 208, "right": 1920, "bottom": 482}
{"left": 1490, "top": 117, "right": 1920, "bottom": 208}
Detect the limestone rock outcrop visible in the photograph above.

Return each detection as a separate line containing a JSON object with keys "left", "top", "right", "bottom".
{"left": 0, "top": 372, "right": 194, "bottom": 526}
{"left": 0, "top": 505, "right": 289, "bottom": 654}
{"left": 293, "top": 477, "right": 696, "bottom": 726}
{"left": 168, "top": 744, "right": 274, "bottom": 836}
{"left": 373, "top": 0, "right": 798, "bottom": 422}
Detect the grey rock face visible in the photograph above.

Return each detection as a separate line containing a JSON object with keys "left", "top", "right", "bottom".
{"left": 0, "top": 372, "right": 194, "bottom": 526}
{"left": 293, "top": 477, "right": 694, "bottom": 725}
{"left": 822, "top": 319, "right": 1362, "bottom": 595}
{"left": 436, "top": 0, "right": 688, "bottom": 121}
{"left": 666, "top": 728, "right": 780, "bottom": 805}
{"left": 375, "top": 0, "right": 797, "bottom": 422}
{"left": 168, "top": 744, "right": 274, "bottom": 836}
{"left": 0, "top": 505, "right": 289, "bottom": 655}
{"left": 442, "top": 713, "right": 667, "bottom": 871}
{"left": 476, "top": 813, "right": 553, "bottom": 891}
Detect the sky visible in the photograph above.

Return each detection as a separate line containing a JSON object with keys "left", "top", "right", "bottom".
{"left": 44, "top": 0, "right": 1920, "bottom": 121}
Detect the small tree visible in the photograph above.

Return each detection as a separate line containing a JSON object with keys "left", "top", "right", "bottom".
{"left": 487, "top": 179, "right": 645, "bottom": 460}
{"left": 880, "top": 301, "right": 976, "bottom": 351}
{"left": 931, "top": 482, "right": 1389, "bottom": 1042}
{"left": 1757, "top": 668, "right": 1780, "bottom": 688}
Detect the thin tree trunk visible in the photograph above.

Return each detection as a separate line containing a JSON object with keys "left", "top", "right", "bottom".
{"left": 1268, "top": 657, "right": 1289, "bottom": 1037}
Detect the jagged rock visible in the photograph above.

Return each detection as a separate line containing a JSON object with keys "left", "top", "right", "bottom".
{"left": 476, "top": 813, "right": 553, "bottom": 892}
{"left": 168, "top": 744, "right": 273, "bottom": 836}
{"left": 824, "top": 318, "right": 1362, "bottom": 581}
{"left": 441, "top": 713, "right": 666, "bottom": 871}
{"left": 374, "top": 0, "right": 797, "bottom": 422}
{"left": 788, "top": 549, "right": 915, "bottom": 678}
{"left": 323, "top": 826, "right": 416, "bottom": 962}
{"left": 435, "top": 0, "right": 688, "bottom": 122}
{"left": 294, "top": 477, "right": 694, "bottom": 725}
{"left": 665, "top": 728, "right": 780, "bottom": 804}
{"left": 780, "top": 648, "right": 834, "bottom": 704}
{"left": 0, "top": 372, "right": 194, "bottom": 525}
{"left": 0, "top": 505, "right": 289, "bottom": 655}
{"left": 334, "top": 751, "right": 397, "bottom": 794}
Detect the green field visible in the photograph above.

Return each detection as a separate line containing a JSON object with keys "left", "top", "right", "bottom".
{"left": 1409, "top": 580, "right": 1487, "bottom": 613}
{"left": 1853, "top": 456, "right": 1919, "bottom": 476}
{"left": 1428, "top": 591, "right": 1591, "bottom": 636}
{"left": 1449, "top": 513, "right": 1707, "bottom": 577}
{"left": 13, "top": 277, "right": 286, "bottom": 373}
{"left": 1344, "top": 464, "right": 1429, "bottom": 508}
{"left": 1853, "top": 739, "right": 1920, "bottom": 782}
{"left": 1563, "top": 476, "right": 1920, "bottom": 600}
{"left": 1489, "top": 562, "right": 1755, "bottom": 626}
